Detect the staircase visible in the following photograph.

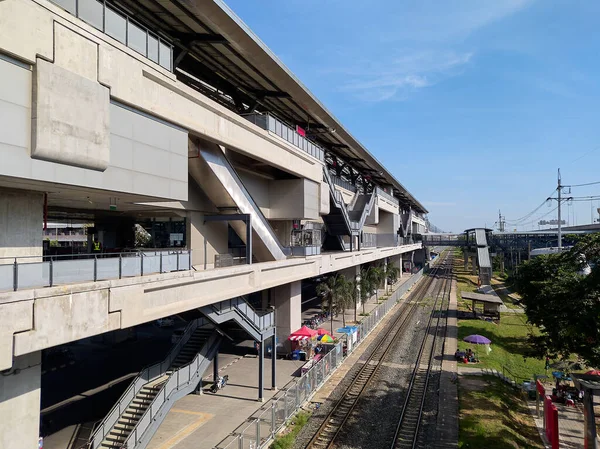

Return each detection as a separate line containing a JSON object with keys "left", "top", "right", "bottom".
{"left": 90, "top": 319, "right": 221, "bottom": 449}
{"left": 201, "top": 296, "right": 275, "bottom": 342}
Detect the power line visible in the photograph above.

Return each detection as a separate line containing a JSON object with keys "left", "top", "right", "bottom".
{"left": 566, "top": 180, "right": 600, "bottom": 188}
{"left": 505, "top": 188, "right": 557, "bottom": 224}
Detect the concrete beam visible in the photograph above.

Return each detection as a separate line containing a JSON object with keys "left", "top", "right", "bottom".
{"left": 0, "top": 244, "right": 422, "bottom": 369}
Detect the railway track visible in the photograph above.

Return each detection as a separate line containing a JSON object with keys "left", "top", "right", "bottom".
{"left": 305, "top": 252, "right": 452, "bottom": 449}
{"left": 390, "top": 256, "right": 452, "bottom": 449}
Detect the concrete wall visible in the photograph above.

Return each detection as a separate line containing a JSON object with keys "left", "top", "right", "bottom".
{"left": 0, "top": 352, "right": 41, "bottom": 449}
{"left": 186, "top": 211, "right": 228, "bottom": 269}
{"left": 334, "top": 185, "right": 355, "bottom": 205}
{"left": 238, "top": 171, "right": 270, "bottom": 217}
{"left": 0, "top": 51, "right": 188, "bottom": 201}
{"left": 269, "top": 179, "right": 319, "bottom": 220}
{"left": 0, "top": 189, "right": 43, "bottom": 261}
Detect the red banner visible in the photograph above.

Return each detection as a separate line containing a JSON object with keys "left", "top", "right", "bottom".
{"left": 296, "top": 125, "right": 306, "bottom": 137}
{"left": 537, "top": 380, "right": 545, "bottom": 396}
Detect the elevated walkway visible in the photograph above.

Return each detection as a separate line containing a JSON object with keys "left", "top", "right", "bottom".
{"left": 90, "top": 319, "right": 222, "bottom": 449}
{"left": 189, "top": 137, "right": 289, "bottom": 262}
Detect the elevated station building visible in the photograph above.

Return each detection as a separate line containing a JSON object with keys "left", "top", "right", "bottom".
{"left": 0, "top": 0, "right": 430, "bottom": 447}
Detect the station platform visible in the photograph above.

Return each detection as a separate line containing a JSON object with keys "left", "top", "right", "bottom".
{"left": 147, "top": 273, "right": 415, "bottom": 449}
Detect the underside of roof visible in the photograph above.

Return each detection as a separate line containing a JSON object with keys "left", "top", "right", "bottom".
{"left": 110, "top": 0, "right": 427, "bottom": 213}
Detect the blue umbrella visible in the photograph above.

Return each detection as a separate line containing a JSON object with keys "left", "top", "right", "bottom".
{"left": 336, "top": 326, "right": 358, "bottom": 334}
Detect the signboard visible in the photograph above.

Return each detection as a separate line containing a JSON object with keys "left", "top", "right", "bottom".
{"left": 170, "top": 233, "right": 183, "bottom": 241}
{"left": 296, "top": 125, "right": 306, "bottom": 137}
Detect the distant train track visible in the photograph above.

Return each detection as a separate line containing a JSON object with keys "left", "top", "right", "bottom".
{"left": 305, "top": 252, "right": 452, "bottom": 449}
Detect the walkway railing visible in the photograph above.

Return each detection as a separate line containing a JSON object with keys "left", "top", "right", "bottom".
{"left": 215, "top": 269, "right": 424, "bottom": 449}
{"left": 0, "top": 249, "right": 192, "bottom": 292}
{"left": 331, "top": 175, "right": 358, "bottom": 193}
{"left": 243, "top": 113, "right": 325, "bottom": 161}
{"left": 375, "top": 187, "right": 399, "bottom": 206}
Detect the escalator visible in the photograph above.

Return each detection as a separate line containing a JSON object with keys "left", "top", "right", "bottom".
{"left": 188, "top": 137, "right": 289, "bottom": 262}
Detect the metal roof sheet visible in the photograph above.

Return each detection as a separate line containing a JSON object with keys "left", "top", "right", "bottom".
{"left": 461, "top": 292, "right": 503, "bottom": 304}
{"left": 477, "top": 247, "right": 491, "bottom": 269}
{"left": 475, "top": 229, "right": 488, "bottom": 247}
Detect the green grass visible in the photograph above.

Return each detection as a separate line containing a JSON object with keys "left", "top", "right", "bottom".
{"left": 271, "top": 411, "right": 311, "bottom": 449}
{"left": 459, "top": 375, "right": 543, "bottom": 449}
{"left": 458, "top": 314, "right": 544, "bottom": 382}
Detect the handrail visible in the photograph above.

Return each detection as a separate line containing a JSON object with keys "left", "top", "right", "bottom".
{"left": 375, "top": 186, "right": 399, "bottom": 206}
{"left": 356, "top": 192, "right": 376, "bottom": 230}
{"left": 323, "top": 168, "right": 355, "bottom": 233}
{"left": 89, "top": 317, "right": 207, "bottom": 449}
{"left": 331, "top": 175, "right": 358, "bottom": 193}
{"left": 209, "top": 297, "right": 274, "bottom": 333}
{"left": 124, "top": 333, "right": 222, "bottom": 447}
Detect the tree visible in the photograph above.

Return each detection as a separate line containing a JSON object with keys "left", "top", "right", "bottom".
{"left": 359, "top": 268, "right": 372, "bottom": 315}
{"left": 365, "top": 266, "right": 385, "bottom": 302}
{"left": 385, "top": 264, "right": 400, "bottom": 293}
{"left": 316, "top": 275, "right": 345, "bottom": 334}
{"left": 135, "top": 224, "right": 151, "bottom": 247}
{"left": 515, "top": 233, "right": 600, "bottom": 367}
{"left": 336, "top": 276, "right": 355, "bottom": 327}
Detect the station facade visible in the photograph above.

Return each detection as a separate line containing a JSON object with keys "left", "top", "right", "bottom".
{"left": 0, "top": 0, "right": 430, "bottom": 447}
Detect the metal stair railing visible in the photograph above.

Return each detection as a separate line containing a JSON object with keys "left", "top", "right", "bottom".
{"left": 375, "top": 186, "right": 399, "bottom": 207}
{"left": 322, "top": 168, "right": 355, "bottom": 233}
{"left": 89, "top": 317, "right": 208, "bottom": 449}
{"left": 355, "top": 192, "right": 376, "bottom": 231}
{"left": 123, "top": 332, "right": 222, "bottom": 449}
{"left": 207, "top": 296, "right": 274, "bottom": 334}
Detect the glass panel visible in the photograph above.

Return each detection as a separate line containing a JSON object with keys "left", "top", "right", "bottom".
{"left": 162, "top": 254, "right": 178, "bottom": 272}
{"left": 159, "top": 41, "right": 172, "bottom": 70}
{"left": 53, "top": 259, "right": 95, "bottom": 284}
{"left": 128, "top": 21, "right": 147, "bottom": 55}
{"left": 122, "top": 256, "right": 141, "bottom": 277}
{"left": 0, "top": 263, "right": 13, "bottom": 292}
{"left": 105, "top": 7, "right": 126, "bottom": 44}
{"left": 143, "top": 255, "right": 161, "bottom": 274}
{"left": 52, "top": 0, "right": 76, "bottom": 14}
{"left": 18, "top": 262, "right": 50, "bottom": 289}
{"left": 78, "top": 0, "right": 103, "bottom": 30}
{"left": 96, "top": 258, "right": 120, "bottom": 281}
{"left": 148, "top": 34, "right": 159, "bottom": 63}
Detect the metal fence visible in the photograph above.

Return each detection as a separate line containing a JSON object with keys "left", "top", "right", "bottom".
{"left": 215, "top": 268, "right": 424, "bottom": 449}
{"left": 331, "top": 175, "right": 358, "bottom": 193}
{"left": 0, "top": 249, "right": 192, "bottom": 292}
{"left": 375, "top": 187, "right": 400, "bottom": 206}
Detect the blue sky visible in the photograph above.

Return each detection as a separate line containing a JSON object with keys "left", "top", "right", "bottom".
{"left": 224, "top": 0, "right": 600, "bottom": 232}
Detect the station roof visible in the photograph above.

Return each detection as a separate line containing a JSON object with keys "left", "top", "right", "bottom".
{"left": 114, "top": 0, "right": 426, "bottom": 213}
{"left": 461, "top": 292, "right": 503, "bottom": 304}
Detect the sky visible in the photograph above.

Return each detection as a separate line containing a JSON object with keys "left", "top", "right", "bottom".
{"left": 224, "top": 0, "right": 600, "bottom": 232}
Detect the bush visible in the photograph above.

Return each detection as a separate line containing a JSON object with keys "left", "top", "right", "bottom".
{"left": 271, "top": 411, "right": 311, "bottom": 449}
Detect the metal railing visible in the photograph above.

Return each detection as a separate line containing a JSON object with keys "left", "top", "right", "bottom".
{"left": 375, "top": 187, "right": 399, "bottom": 207}
{"left": 331, "top": 175, "right": 358, "bottom": 193}
{"left": 50, "top": 0, "right": 173, "bottom": 71}
{"left": 89, "top": 317, "right": 209, "bottom": 449}
{"left": 215, "top": 269, "right": 424, "bottom": 449}
{"left": 323, "top": 168, "right": 355, "bottom": 232}
{"left": 0, "top": 249, "right": 192, "bottom": 292}
{"left": 208, "top": 297, "right": 275, "bottom": 333}
{"left": 243, "top": 113, "right": 325, "bottom": 161}
{"left": 123, "top": 332, "right": 221, "bottom": 449}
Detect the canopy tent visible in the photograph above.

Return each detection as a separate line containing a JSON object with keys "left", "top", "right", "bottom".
{"left": 317, "top": 328, "right": 332, "bottom": 336}
{"left": 288, "top": 325, "right": 318, "bottom": 341}
{"left": 318, "top": 334, "right": 335, "bottom": 343}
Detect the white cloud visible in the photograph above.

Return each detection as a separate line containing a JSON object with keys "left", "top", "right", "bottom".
{"left": 341, "top": 51, "right": 473, "bottom": 102}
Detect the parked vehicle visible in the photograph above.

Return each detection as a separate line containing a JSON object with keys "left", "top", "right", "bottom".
{"left": 156, "top": 317, "right": 175, "bottom": 328}
{"left": 210, "top": 375, "right": 229, "bottom": 393}
{"left": 171, "top": 328, "right": 185, "bottom": 344}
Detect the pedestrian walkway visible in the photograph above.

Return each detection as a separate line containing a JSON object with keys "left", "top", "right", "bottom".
{"left": 527, "top": 400, "right": 587, "bottom": 449}
{"left": 435, "top": 278, "right": 458, "bottom": 448}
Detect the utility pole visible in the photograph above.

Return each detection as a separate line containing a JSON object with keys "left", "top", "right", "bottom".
{"left": 557, "top": 169, "right": 562, "bottom": 250}
{"left": 498, "top": 210, "right": 506, "bottom": 232}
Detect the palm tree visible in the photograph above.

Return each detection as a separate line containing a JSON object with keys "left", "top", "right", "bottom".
{"left": 366, "top": 266, "right": 385, "bottom": 302}
{"left": 316, "top": 275, "right": 345, "bottom": 334}
{"left": 359, "top": 268, "right": 372, "bottom": 315}
{"left": 336, "top": 276, "right": 355, "bottom": 327}
{"left": 385, "top": 264, "right": 400, "bottom": 293}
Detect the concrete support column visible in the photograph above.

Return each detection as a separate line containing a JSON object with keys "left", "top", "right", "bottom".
{"left": 471, "top": 256, "right": 477, "bottom": 275}
{"left": 272, "top": 281, "right": 302, "bottom": 353}
{"left": 383, "top": 258, "right": 388, "bottom": 292}
{"left": 213, "top": 352, "right": 219, "bottom": 382}
{"left": 258, "top": 338, "right": 264, "bottom": 402}
{"left": 0, "top": 189, "right": 43, "bottom": 262}
{"left": 186, "top": 211, "right": 228, "bottom": 270}
{"left": 0, "top": 352, "right": 41, "bottom": 449}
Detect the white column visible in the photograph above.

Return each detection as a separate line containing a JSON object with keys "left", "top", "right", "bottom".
{"left": 0, "top": 352, "right": 41, "bottom": 449}
{"left": 272, "top": 281, "right": 302, "bottom": 352}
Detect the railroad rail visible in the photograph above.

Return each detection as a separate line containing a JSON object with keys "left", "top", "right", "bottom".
{"left": 390, "top": 256, "right": 452, "bottom": 449}
{"left": 305, "top": 252, "right": 451, "bottom": 449}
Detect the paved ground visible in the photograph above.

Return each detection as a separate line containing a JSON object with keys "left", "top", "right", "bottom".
{"left": 148, "top": 274, "right": 415, "bottom": 449}
{"left": 435, "top": 278, "right": 459, "bottom": 448}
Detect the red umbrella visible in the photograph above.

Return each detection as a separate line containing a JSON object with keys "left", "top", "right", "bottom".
{"left": 288, "top": 325, "right": 317, "bottom": 341}
{"left": 585, "top": 370, "right": 600, "bottom": 376}
{"left": 317, "top": 328, "right": 332, "bottom": 336}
